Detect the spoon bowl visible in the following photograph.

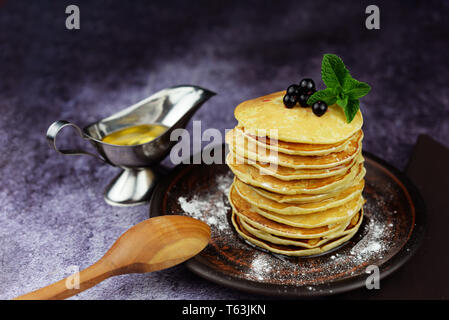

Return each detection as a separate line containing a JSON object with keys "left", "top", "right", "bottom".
{"left": 15, "top": 216, "right": 210, "bottom": 300}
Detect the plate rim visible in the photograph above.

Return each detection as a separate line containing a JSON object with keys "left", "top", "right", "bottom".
{"left": 149, "top": 146, "right": 426, "bottom": 297}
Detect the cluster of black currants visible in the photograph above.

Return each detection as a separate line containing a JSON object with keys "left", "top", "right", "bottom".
{"left": 283, "top": 78, "right": 328, "bottom": 117}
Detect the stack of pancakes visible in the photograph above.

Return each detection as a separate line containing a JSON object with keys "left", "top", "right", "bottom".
{"left": 225, "top": 91, "right": 366, "bottom": 256}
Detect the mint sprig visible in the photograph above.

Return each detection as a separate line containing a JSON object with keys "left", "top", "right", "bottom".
{"left": 307, "top": 54, "right": 371, "bottom": 123}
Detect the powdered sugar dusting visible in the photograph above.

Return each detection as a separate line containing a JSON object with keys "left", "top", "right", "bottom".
{"left": 177, "top": 171, "right": 233, "bottom": 232}
{"left": 350, "top": 212, "right": 386, "bottom": 260}
{"left": 251, "top": 253, "right": 273, "bottom": 280}
{"left": 216, "top": 173, "right": 232, "bottom": 195}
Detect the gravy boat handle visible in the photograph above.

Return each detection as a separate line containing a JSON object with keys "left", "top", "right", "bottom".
{"left": 46, "top": 120, "right": 106, "bottom": 162}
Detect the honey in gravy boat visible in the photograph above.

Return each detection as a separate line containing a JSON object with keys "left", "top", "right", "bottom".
{"left": 102, "top": 124, "right": 168, "bottom": 146}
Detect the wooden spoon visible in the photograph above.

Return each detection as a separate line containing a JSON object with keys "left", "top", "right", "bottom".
{"left": 15, "top": 215, "right": 210, "bottom": 300}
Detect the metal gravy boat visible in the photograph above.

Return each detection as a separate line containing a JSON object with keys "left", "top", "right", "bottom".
{"left": 47, "top": 85, "right": 215, "bottom": 206}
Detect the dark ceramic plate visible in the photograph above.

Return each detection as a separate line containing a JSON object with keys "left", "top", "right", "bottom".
{"left": 149, "top": 145, "right": 425, "bottom": 297}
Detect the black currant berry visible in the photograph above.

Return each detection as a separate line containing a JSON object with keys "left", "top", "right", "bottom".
{"left": 312, "top": 101, "right": 328, "bottom": 116}
{"left": 298, "top": 93, "right": 309, "bottom": 107}
{"left": 283, "top": 94, "right": 297, "bottom": 108}
{"left": 286, "top": 84, "right": 300, "bottom": 98}
{"left": 299, "top": 78, "right": 316, "bottom": 93}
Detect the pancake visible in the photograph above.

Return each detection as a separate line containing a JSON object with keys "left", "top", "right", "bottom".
{"left": 230, "top": 183, "right": 364, "bottom": 228}
{"left": 231, "top": 210, "right": 363, "bottom": 257}
{"left": 234, "top": 177, "right": 365, "bottom": 215}
{"left": 251, "top": 171, "right": 365, "bottom": 204}
{"left": 229, "top": 184, "right": 345, "bottom": 239}
{"left": 254, "top": 195, "right": 364, "bottom": 228}
{"left": 226, "top": 153, "right": 365, "bottom": 195}
{"left": 229, "top": 150, "right": 363, "bottom": 180}
{"left": 239, "top": 211, "right": 362, "bottom": 248}
{"left": 235, "top": 126, "right": 353, "bottom": 156}
{"left": 234, "top": 91, "right": 363, "bottom": 144}
{"left": 226, "top": 128, "right": 363, "bottom": 169}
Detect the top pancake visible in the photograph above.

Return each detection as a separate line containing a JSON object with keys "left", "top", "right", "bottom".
{"left": 235, "top": 91, "right": 363, "bottom": 144}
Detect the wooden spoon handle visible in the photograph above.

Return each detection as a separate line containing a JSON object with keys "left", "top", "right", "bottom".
{"left": 14, "top": 261, "right": 112, "bottom": 300}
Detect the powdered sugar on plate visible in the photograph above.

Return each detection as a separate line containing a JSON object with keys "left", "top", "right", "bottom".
{"left": 177, "top": 171, "right": 233, "bottom": 232}
{"left": 251, "top": 253, "right": 273, "bottom": 280}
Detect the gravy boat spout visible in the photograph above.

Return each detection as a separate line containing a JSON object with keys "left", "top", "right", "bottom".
{"left": 47, "top": 85, "right": 215, "bottom": 206}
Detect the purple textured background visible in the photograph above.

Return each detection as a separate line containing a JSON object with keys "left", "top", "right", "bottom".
{"left": 1, "top": 0, "right": 448, "bottom": 300}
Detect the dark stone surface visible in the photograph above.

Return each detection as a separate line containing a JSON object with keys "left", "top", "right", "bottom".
{"left": 0, "top": 0, "right": 448, "bottom": 299}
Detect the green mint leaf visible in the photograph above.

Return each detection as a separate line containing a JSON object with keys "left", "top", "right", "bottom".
{"left": 336, "top": 94, "right": 348, "bottom": 109}
{"left": 344, "top": 99, "right": 360, "bottom": 123}
{"left": 333, "top": 85, "right": 343, "bottom": 97}
{"left": 315, "top": 53, "right": 369, "bottom": 123}
{"left": 345, "top": 81, "right": 371, "bottom": 100}
{"left": 307, "top": 88, "right": 337, "bottom": 106}
{"left": 342, "top": 77, "right": 359, "bottom": 91}
{"left": 321, "top": 54, "right": 349, "bottom": 89}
